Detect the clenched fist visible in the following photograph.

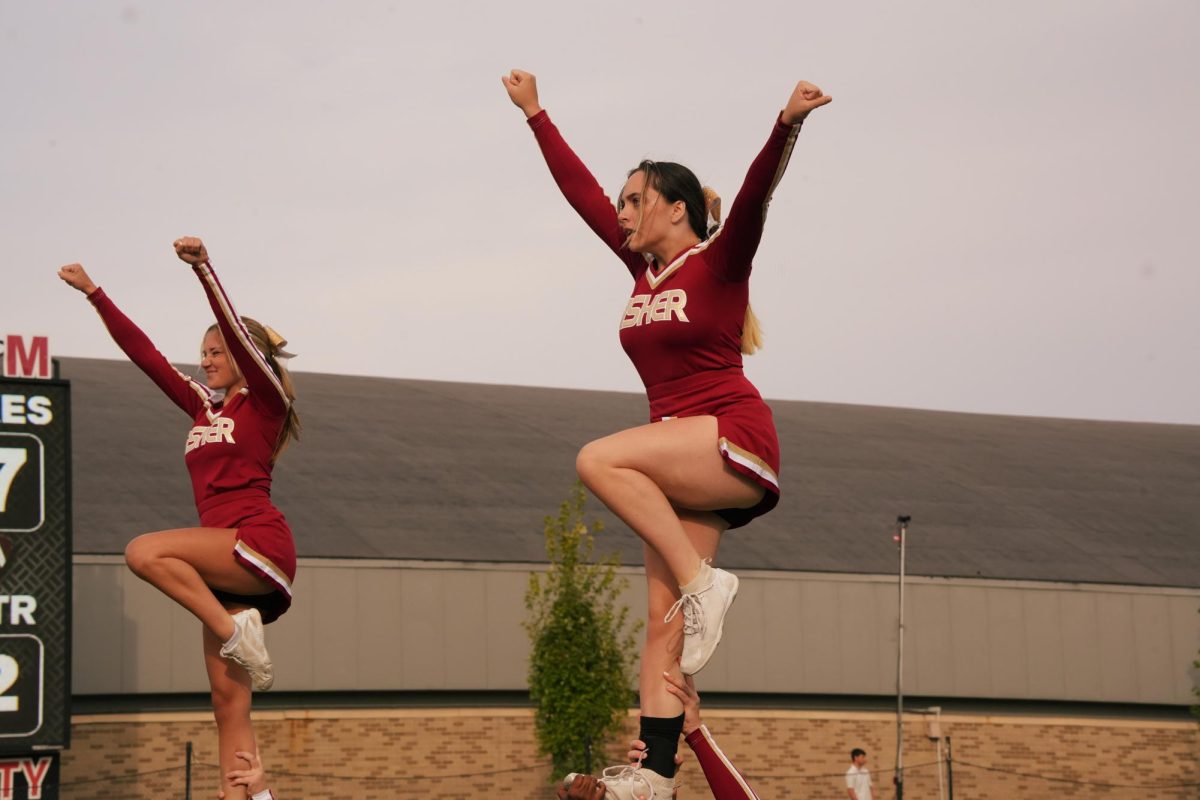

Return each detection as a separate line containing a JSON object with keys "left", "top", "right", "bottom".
{"left": 57, "top": 263, "right": 97, "bottom": 295}
{"left": 782, "top": 80, "right": 832, "bottom": 125}
{"left": 173, "top": 236, "right": 209, "bottom": 266}
{"left": 502, "top": 69, "right": 543, "bottom": 119}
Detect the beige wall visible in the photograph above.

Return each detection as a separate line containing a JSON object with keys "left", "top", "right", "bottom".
{"left": 73, "top": 556, "right": 1200, "bottom": 703}
{"left": 60, "top": 707, "right": 1200, "bottom": 799}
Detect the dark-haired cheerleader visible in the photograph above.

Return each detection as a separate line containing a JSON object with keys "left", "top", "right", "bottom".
{"left": 505, "top": 70, "right": 830, "bottom": 796}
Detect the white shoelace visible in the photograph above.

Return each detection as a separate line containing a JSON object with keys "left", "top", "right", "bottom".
{"left": 600, "top": 764, "right": 655, "bottom": 798}
{"left": 663, "top": 589, "right": 705, "bottom": 636}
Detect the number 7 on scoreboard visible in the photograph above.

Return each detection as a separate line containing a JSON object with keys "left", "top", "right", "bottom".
{"left": 0, "top": 435, "right": 44, "bottom": 533}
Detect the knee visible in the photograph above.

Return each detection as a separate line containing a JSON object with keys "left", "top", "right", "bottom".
{"left": 575, "top": 439, "right": 611, "bottom": 488}
{"left": 643, "top": 613, "right": 683, "bottom": 665}
{"left": 211, "top": 682, "right": 251, "bottom": 725}
{"left": 645, "top": 615, "right": 673, "bottom": 646}
{"left": 124, "top": 536, "right": 156, "bottom": 578}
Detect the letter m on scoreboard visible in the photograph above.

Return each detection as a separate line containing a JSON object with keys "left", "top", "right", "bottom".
{"left": 1, "top": 338, "right": 50, "bottom": 381}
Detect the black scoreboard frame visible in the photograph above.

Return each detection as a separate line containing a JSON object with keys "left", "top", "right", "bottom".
{"left": 0, "top": 375, "right": 71, "bottom": 754}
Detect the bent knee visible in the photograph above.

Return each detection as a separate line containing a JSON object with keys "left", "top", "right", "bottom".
{"left": 575, "top": 439, "right": 612, "bottom": 486}
{"left": 124, "top": 536, "right": 157, "bottom": 577}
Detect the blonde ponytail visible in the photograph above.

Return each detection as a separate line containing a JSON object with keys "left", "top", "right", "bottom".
{"left": 211, "top": 318, "right": 302, "bottom": 462}
{"left": 244, "top": 317, "right": 301, "bottom": 462}
{"left": 742, "top": 304, "right": 763, "bottom": 355}
{"left": 702, "top": 186, "right": 764, "bottom": 355}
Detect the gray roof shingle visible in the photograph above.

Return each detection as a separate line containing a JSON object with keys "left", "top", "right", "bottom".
{"left": 62, "top": 357, "right": 1199, "bottom": 587}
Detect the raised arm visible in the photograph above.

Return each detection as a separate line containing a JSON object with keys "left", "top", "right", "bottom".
{"left": 685, "top": 726, "right": 762, "bottom": 800}
{"left": 58, "top": 263, "right": 210, "bottom": 416}
{"left": 173, "top": 238, "right": 290, "bottom": 418}
{"left": 503, "top": 69, "right": 645, "bottom": 278}
{"left": 707, "top": 80, "right": 832, "bottom": 283}
{"left": 665, "top": 671, "right": 761, "bottom": 799}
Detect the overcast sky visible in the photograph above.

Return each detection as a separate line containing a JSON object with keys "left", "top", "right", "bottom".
{"left": 3, "top": 1, "right": 1197, "bottom": 424}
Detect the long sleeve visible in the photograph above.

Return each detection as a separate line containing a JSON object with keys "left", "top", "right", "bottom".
{"left": 685, "top": 725, "right": 761, "bottom": 799}
{"left": 527, "top": 110, "right": 646, "bottom": 279}
{"left": 705, "top": 114, "right": 803, "bottom": 283}
{"left": 87, "top": 287, "right": 210, "bottom": 417}
{"left": 192, "top": 261, "right": 289, "bottom": 418}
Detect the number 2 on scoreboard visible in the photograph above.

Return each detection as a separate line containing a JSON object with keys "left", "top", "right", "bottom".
{"left": 0, "top": 655, "right": 18, "bottom": 712}
{"left": 0, "top": 448, "right": 28, "bottom": 515}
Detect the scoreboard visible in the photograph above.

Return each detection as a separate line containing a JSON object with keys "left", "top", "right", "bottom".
{"left": 0, "top": 375, "right": 70, "bottom": 755}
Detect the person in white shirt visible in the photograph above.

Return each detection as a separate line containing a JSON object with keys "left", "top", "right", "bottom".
{"left": 845, "top": 748, "right": 871, "bottom": 800}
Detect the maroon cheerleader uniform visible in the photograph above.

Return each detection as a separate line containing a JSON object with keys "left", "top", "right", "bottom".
{"left": 528, "top": 110, "right": 804, "bottom": 526}
{"left": 88, "top": 261, "right": 295, "bottom": 622}
{"left": 686, "top": 725, "right": 762, "bottom": 799}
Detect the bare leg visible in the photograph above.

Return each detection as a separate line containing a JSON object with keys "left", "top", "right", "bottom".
{"left": 203, "top": 619, "right": 255, "bottom": 800}
{"left": 576, "top": 415, "right": 763, "bottom": 586}
{"left": 640, "top": 510, "right": 726, "bottom": 717}
{"left": 125, "top": 527, "right": 272, "bottom": 641}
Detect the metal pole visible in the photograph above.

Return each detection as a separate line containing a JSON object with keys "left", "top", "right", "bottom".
{"left": 185, "top": 740, "right": 193, "bottom": 800}
{"left": 894, "top": 515, "right": 910, "bottom": 800}
{"left": 936, "top": 733, "right": 945, "bottom": 800}
{"left": 946, "top": 736, "right": 954, "bottom": 800}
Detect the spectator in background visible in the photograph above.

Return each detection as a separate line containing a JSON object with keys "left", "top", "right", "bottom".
{"left": 845, "top": 748, "right": 871, "bottom": 800}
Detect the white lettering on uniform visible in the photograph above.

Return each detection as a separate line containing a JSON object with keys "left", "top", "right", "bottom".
{"left": 620, "top": 289, "right": 689, "bottom": 329}
{"left": 184, "top": 417, "right": 236, "bottom": 454}
{"left": 622, "top": 294, "right": 652, "bottom": 328}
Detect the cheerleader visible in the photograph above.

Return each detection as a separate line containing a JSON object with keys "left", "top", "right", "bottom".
{"left": 504, "top": 70, "right": 830, "bottom": 796}
{"left": 59, "top": 237, "right": 299, "bottom": 800}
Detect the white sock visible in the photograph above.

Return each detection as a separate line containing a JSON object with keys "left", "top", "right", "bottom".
{"left": 680, "top": 561, "right": 713, "bottom": 595}
{"left": 222, "top": 623, "right": 241, "bottom": 651}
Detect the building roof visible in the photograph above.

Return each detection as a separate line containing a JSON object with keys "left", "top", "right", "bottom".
{"left": 61, "top": 357, "right": 1199, "bottom": 587}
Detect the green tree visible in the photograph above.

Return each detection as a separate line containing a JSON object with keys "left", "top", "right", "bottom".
{"left": 1193, "top": 608, "right": 1200, "bottom": 722}
{"left": 525, "top": 482, "right": 643, "bottom": 779}
{"left": 1193, "top": 651, "right": 1199, "bottom": 721}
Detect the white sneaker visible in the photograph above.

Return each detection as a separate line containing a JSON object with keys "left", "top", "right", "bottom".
{"left": 220, "top": 608, "right": 274, "bottom": 691}
{"left": 665, "top": 565, "right": 739, "bottom": 675}
{"left": 585, "top": 764, "right": 673, "bottom": 799}
{"left": 628, "top": 765, "right": 675, "bottom": 799}
{"left": 564, "top": 770, "right": 652, "bottom": 798}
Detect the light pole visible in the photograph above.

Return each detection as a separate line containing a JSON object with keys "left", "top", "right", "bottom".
{"left": 893, "top": 515, "right": 911, "bottom": 800}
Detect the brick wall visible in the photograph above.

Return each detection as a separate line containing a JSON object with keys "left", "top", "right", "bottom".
{"left": 60, "top": 707, "right": 1199, "bottom": 799}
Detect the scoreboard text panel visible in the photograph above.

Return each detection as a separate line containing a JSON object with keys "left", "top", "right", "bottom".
{"left": 0, "top": 379, "right": 69, "bottom": 753}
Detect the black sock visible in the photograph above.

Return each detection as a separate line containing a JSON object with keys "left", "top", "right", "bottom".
{"left": 638, "top": 713, "right": 684, "bottom": 777}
